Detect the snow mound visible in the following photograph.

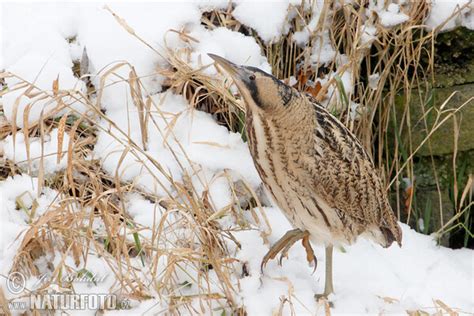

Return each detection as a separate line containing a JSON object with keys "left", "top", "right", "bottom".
{"left": 426, "top": 0, "right": 474, "bottom": 31}
{"left": 4, "top": 128, "right": 70, "bottom": 175}
{"left": 232, "top": 0, "right": 292, "bottom": 43}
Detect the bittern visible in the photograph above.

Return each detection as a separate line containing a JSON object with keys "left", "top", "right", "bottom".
{"left": 208, "top": 54, "right": 402, "bottom": 299}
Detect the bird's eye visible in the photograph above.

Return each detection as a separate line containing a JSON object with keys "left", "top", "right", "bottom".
{"left": 249, "top": 74, "right": 256, "bottom": 81}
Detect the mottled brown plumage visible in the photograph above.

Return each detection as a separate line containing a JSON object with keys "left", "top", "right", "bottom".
{"left": 209, "top": 54, "right": 402, "bottom": 298}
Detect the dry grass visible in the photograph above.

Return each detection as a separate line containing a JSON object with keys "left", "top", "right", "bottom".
{"left": 0, "top": 0, "right": 472, "bottom": 314}
{"left": 0, "top": 52, "right": 270, "bottom": 313}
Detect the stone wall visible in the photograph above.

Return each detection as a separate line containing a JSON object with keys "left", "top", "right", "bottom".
{"left": 391, "top": 27, "right": 474, "bottom": 248}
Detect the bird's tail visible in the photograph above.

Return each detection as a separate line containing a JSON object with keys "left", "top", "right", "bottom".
{"left": 380, "top": 224, "right": 402, "bottom": 248}
{"left": 380, "top": 205, "right": 403, "bottom": 247}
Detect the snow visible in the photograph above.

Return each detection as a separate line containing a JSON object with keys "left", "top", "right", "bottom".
{"left": 4, "top": 128, "right": 70, "bottom": 175}
{"left": 1, "top": 1, "right": 473, "bottom": 315}
{"left": 77, "top": 3, "right": 202, "bottom": 93}
{"left": 0, "top": 175, "right": 60, "bottom": 282}
{"left": 93, "top": 90, "right": 260, "bottom": 197}
{"left": 310, "top": 30, "right": 336, "bottom": 65}
{"left": 292, "top": 0, "right": 336, "bottom": 66}
{"left": 368, "top": 72, "right": 381, "bottom": 90}
{"left": 361, "top": 24, "right": 378, "bottom": 46}
{"left": 292, "top": 0, "right": 324, "bottom": 47}
{"left": 232, "top": 0, "right": 291, "bottom": 43}
{"left": 376, "top": 3, "right": 410, "bottom": 27}
{"left": 2, "top": 3, "right": 87, "bottom": 128}
{"left": 189, "top": 27, "right": 272, "bottom": 75}
{"left": 2, "top": 54, "right": 87, "bottom": 128}
{"left": 426, "top": 0, "right": 474, "bottom": 31}
{"left": 233, "top": 208, "right": 474, "bottom": 314}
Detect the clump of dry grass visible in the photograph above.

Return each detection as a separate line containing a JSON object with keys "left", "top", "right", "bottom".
{"left": 160, "top": 49, "right": 245, "bottom": 135}
{"left": 2, "top": 54, "right": 264, "bottom": 314}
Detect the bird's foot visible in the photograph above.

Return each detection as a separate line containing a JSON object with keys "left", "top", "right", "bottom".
{"left": 315, "top": 292, "right": 334, "bottom": 308}
{"left": 261, "top": 229, "right": 316, "bottom": 272}
{"left": 301, "top": 232, "right": 317, "bottom": 272}
{"left": 314, "top": 292, "right": 332, "bottom": 301}
{"left": 261, "top": 229, "right": 303, "bottom": 271}
{"left": 315, "top": 276, "right": 334, "bottom": 307}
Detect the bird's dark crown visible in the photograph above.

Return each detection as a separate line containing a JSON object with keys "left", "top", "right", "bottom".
{"left": 238, "top": 65, "right": 297, "bottom": 110}
{"left": 208, "top": 54, "right": 297, "bottom": 111}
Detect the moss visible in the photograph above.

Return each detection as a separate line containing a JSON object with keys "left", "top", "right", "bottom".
{"left": 434, "top": 61, "right": 474, "bottom": 87}
{"left": 433, "top": 27, "right": 474, "bottom": 87}
{"left": 435, "top": 27, "right": 474, "bottom": 65}
{"left": 392, "top": 83, "right": 474, "bottom": 156}
{"left": 391, "top": 150, "right": 473, "bottom": 246}
{"left": 412, "top": 150, "right": 474, "bottom": 189}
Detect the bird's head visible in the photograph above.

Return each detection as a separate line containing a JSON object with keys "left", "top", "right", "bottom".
{"left": 208, "top": 54, "right": 297, "bottom": 113}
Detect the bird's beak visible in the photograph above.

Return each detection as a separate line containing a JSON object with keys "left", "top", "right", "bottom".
{"left": 208, "top": 54, "right": 256, "bottom": 107}
{"left": 208, "top": 53, "right": 240, "bottom": 76}
{"left": 208, "top": 53, "right": 249, "bottom": 86}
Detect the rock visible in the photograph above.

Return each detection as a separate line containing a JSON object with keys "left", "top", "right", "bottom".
{"left": 394, "top": 83, "right": 474, "bottom": 156}
{"left": 387, "top": 27, "right": 474, "bottom": 249}
{"left": 390, "top": 150, "right": 474, "bottom": 247}
{"left": 432, "top": 27, "right": 474, "bottom": 88}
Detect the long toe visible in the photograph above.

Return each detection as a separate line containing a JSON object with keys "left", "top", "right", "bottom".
{"left": 301, "top": 232, "right": 317, "bottom": 272}
{"left": 260, "top": 229, "right": 305, "bottom": 272}
{"left": 261, "top": 248, "right": 280, "bottom": 272}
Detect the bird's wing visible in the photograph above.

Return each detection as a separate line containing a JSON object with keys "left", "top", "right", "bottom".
{"left": 302, "top": 102, "right": 402, "bottom": 246}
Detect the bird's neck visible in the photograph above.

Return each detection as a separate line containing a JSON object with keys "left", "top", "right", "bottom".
{"left": 246, "top": 98, "right": 315, "bottom": 147}
{"left": 269, "top": 97, "right": 314, "bottom": 132}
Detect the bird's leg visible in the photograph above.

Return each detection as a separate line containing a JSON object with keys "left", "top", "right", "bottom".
{"left": 323, "top": 245, "right": 334, "bottom": 296}
{"left": 261, "top": 229, "right": 306, "bottom": 272}
{"left": 316, "top": 245, "right": 334, "bottom": 300}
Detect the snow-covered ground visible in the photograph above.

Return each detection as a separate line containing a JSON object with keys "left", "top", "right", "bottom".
{"left": 1, "top": 1, "right": 473, "bottom": 315}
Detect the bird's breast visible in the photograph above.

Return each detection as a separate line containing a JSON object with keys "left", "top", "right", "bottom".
{"left": 245, "top": 102, "right": 402, "bottom": 247}
{"left": 245, "top": 109, "right": 353, "bottom": 245}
